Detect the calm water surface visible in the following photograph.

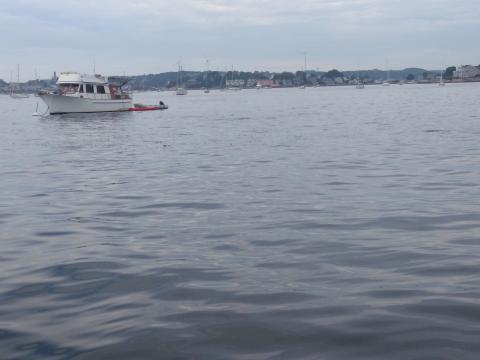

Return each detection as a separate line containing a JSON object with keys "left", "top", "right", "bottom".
{"left": 1, "top": 84, "right": 480, "bottom": 359}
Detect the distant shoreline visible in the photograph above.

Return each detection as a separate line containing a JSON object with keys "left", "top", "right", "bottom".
{"left": 2, "top": 67, "right": 480, "bottom": 93}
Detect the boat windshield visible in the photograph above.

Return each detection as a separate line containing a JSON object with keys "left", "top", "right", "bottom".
{"left": 59, "top": 83, "right": 80, "bottom": 94}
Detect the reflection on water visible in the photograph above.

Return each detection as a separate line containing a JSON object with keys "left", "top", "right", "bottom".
{"left": 1, "top": 85, "right": 480, "bottom": 359}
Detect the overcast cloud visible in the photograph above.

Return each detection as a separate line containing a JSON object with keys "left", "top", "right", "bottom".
{"left": 1, "top": 0, "right": 479, "bottom": 80}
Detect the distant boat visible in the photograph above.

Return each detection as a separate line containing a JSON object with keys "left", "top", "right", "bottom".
{"left": 10, "top": 64, "right": 29, "bottom": 99}
{"left": 10, "top": 91, "right": 29, "bottom": 99}
{"left": 299, "top": 51, "right": 307, "bottom": 89}
{"left": 176, "top": 87, "right": 188, "bottom": 95}
{"left": 226, "top": 66, "right": 242, "bottom": 90}
{"left": 176, "top": 63, "right": 188, "bottom": 95}
{"left": 439, "top": 70, "right": 445, "bottom": 86}
{"left": 219, "top": 70, "right": 226, "bottom": 91}
{"left": 382, "top": 61, "right": 390, "bottom": 86}
{"left": 355, "top": 70, "right": 365, "bottom": 89}
{"left": 204, "top": 60, "right": 210, "bottom": 93}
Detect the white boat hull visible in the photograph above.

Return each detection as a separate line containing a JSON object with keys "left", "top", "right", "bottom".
{"left": 39, "top": 94, "right": 132, "bottom": 114}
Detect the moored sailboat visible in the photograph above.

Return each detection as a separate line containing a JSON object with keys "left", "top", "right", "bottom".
{"left": 204, "top": 60, "right": 210, "bottom": 93}
{"left": 439, "top": 70, "right": 445, "bottom": 86}
{"left": 9, "top": 64, "right": 29, "bottom": 99}
{"left": 355, "top": 70, "right": 365, "bottom": 89}
{"left": 176, "top": 63, "right": 188, "bottom": 95}
{"left": 382, "top": 60, "right": 391, "bottom": 86}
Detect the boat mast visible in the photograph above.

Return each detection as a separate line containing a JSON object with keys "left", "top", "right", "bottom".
{"left": 303, "top": 51, "right": 307, "bottom": 85}
{"left": 176, "top": 62, "right": 181, "bottom": 89}
{"left": 221, "top": 68, "right": 226, "bottom": 89}
{"left": 205, "top": 59, "right": 209, "bottom": 89}
{"left": 303, "top": 51, "right": 307, "bottom": 72}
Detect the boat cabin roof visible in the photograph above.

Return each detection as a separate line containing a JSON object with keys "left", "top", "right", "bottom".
{"left": 57, "top": 72, "right": 106, "bottom": 85}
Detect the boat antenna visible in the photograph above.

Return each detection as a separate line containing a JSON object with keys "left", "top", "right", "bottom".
{"left": 93, "top": 58, "right": 96, "bottom": 74}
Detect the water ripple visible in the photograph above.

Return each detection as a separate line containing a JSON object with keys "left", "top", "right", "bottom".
{"left": 2, "top": 87, "right": 480, "bottom": 359}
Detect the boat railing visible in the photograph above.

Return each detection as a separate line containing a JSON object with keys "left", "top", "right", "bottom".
{"left": 36, "top": 89, "right": 131, "bottom": 101}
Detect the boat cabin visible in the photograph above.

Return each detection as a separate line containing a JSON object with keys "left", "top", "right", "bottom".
{"left": 56, "top": 72, "right": 130, "bottom": 100}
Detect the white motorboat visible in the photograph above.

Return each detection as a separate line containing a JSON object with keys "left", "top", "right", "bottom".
{"left": 38, "top": 72, "right": 132, "bottom": 114}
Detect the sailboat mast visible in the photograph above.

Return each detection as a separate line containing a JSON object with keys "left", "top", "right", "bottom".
{"left": 176, "top": 61, "right": 182, "bottom": 89}
{"left": 205, "top": 60, "right": 209, "bottom": 89}
{"left": 302, "top": 51, "right": 307, "bottom": 85}
{"left": 17, "top": 64, "right": 20, "bottom": 83}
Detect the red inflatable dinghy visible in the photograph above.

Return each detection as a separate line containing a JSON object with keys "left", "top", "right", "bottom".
{"left": 129, "top": 102, "right": 168, "bottom": 111}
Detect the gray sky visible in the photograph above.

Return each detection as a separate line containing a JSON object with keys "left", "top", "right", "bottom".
{"left": 1, "top": 0, "right": 479, "bottom": 80}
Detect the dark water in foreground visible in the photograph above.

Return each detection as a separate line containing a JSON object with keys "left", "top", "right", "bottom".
{"left": 1, "top": 84, "right": 480, "bottom": 359}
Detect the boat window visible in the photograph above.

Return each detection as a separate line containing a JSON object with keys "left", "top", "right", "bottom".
{"left": 59, "top": 83, "right": 80, "bottom": 94}
{"left": 86, "top": 84, "right": 94, "bottom": 93}
{"left": 96, "top": 85, "right": 106, "bottom": 94}
{"left": 79, "top": 84, "right": 84, "bottom": 93}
